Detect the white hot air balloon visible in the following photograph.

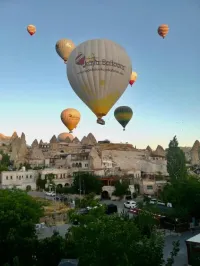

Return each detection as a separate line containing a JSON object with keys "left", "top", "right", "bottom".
{"left": 67, "top": 39, "right": 132, "bottom": 125}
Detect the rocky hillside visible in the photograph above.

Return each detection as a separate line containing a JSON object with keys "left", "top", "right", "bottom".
{"left": 97, "top": 143, "right": 136, "bottom": 151}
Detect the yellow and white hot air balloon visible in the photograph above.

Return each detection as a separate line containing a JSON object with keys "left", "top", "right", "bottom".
{"left": 129, "top": 71, "right": 137, "bottom": 86}
{"left": 55, "top": 39, "right": 75, "bottom": 64}
{"left": 67, "top": 39, "right": 132, "bottom": 125}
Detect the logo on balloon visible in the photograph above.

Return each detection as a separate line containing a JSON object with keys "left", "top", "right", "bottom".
{"left": 75, "top": 52, "right": 125, "bottom": 72}
{"left": 75, "top": 53, "right": 86, "bottom": 66}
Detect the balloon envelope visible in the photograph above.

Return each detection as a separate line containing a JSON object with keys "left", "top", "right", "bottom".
{"left": 56, "top": 39, "right": 75, "bottom": 63}
{"left": 129, "top": 71, "right": 137, "bottom": 86}
{"left": 58, "top": 132, "right": 74, "bottom": 142}
{"left": 61, "top": 108, "right": 80, "bottom": 133}
{"left": 67, "top": 39, "right": 132, "bottom": 124}
{"left": 114, "top": 106, "right": 133, "bottom": 130}
{"left": 27, "top": 25, "right": 36, "bottom": 36}
{"left": 158, "top": 24, "right": 169, "bottom": 38}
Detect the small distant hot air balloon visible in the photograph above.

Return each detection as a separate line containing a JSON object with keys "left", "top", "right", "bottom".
{"left": 55, "top": 39, "right": 75, "bottom": 64}
{"left": 114, "top": 106, "right": 133, "bottom": 131}
{"left": 67, "top": 39, "right": 132, "bottom": 125}
{"left": 157, "top": 24, "right": 169, "bottom": 39}
{"left": 27, "top": 25, "right": 36, "bottom": 36}
{"left": 129, "top": 72, "right": 137, "bottom": 86}
{"left": 61, "top": 108, "right": 80, "bottom": 133}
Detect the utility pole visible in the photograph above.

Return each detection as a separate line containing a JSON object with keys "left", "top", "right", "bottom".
{"left": 79, "top": 173, "right": 81, "bottom": 197}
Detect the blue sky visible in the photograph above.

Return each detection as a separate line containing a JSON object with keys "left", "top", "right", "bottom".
{"left": 0, "top": 0, "right": 200, "bottom": 148}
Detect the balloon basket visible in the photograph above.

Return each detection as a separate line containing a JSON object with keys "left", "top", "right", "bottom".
{"left": 69, "top": 131, "right": 73, "bottom": 133}
{"left": 123, "top": 128, "right": 125, "bottom": 131}
{"left": 97, "top": 118, "right": 105, "bottom": 125}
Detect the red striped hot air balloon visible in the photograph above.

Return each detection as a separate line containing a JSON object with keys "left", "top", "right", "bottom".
{"left": 27, "top": 25, "right": 36, "bottom": 36}
{"left": 129, "top": 72, "right": 137, "bottom": 86}
{"left": 157, "top": 24, "right": 169, "bottom": 39}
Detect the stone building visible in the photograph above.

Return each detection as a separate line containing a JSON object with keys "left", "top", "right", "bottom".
{"left": 0, "top": 169, "right": 38, "bottom": 190}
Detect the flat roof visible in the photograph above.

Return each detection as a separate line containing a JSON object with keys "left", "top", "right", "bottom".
{"left": 186, "top": 233, "right": 200, "bottom": 243}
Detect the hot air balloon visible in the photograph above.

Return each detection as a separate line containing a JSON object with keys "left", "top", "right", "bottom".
{"left": 55, "top": 39, "right": 75, "bottom": 64}
{"left": 61, "top": 108, "right": 80, "bottom": 133}
{"left": 27, "top": 25, "right": 36, "bottom": 36}
{"left": 57, "top": 132, "right": 74, "bottom": 142}
{"left": 114, "top": 106, "right": 133, "bottom": 131}
{"left": 157, "top": 24, "right": 169, "bottom": 39}
{"left": 129, "top": 71, "right": 137, "bottom": 86}
{"left": 67, "top": 39, "right": 132, "bottom": 125}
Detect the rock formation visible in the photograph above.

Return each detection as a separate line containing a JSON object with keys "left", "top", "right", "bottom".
{"left": 31, "top": 139, "right": 39, "bottom": 148}
{"left": 50, "top": 135, "right": 57, "bottom": 143}
{"left": 89, "top": 147, "right": 102, "bottom": 169}
{"left": 10, "top": 133, "right": 28, "bottom": 166}
{"left": 65, "top": 137, "right": 72, "bottom": 143}
{"left": 39, "top": 139, "right": 43, "bottom": 145}
{"left": 146, "top": 146, "right": 152, "bottom": 153}
{"left": 29, "top": 147, "right": 45, "bottom": 160}
{"left": 87, "top": 133, "right": 97, "bottom": 145}
{"left": 153, "top": 145, "right": 165, "bottom": 157}
{"left": 191, "top": 140, "right": 200, "bottom": 165}
{"left": 72, "top": 137, "right": 80, "bottom": 144}
{"left": 81, "top": 136, "right": 88, "bottom": 145}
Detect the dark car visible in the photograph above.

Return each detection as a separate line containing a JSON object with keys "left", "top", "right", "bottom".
{"left": 105, "top": 204, "right": 118, "bottom": 215}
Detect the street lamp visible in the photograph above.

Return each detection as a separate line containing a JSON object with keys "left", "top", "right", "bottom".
{"left": 49, "top": 183, "right": 57, "bottom": 228}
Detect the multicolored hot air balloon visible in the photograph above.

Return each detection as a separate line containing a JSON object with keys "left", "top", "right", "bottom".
{"left": 114, "top": 106, "right": 133, "bottom": 131}
{"left": 157, "top": 24, "right": 169, "bottom": 39}
{"left": 61, "top": 108, "right": 80, "bottom": 133}
{"left": 27, "top": 25, "right": 36, "bottom": 36}
{"left": 67, "top": 39, "right": 132, "bottom": 125}
{"left": 56, "top": 39, "right": 75, "bottom": 64}
{"left": 129, "top": 71, "right": 137, "bottom": 86}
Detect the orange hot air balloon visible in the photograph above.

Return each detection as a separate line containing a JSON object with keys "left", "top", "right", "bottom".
{"left": 129, "top": 71, "right": 137, "bottom": 86}
{"left": 27, "top": 25, "right": 36, "bottom": 36}
{"left": 157, "top": 24, "right": 169, "bottom": 39}
{"left": 61, "top": 108, "right": 81, "bottom": 133}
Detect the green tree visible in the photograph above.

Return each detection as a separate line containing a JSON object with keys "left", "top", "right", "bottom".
{"left": 0, "top": 151, "right": 10, "bottom": 172}
{"left": 0, "top": 189, "right": 44, "bottom": 265}
{"left": 35, "top": 231, "right": 67, "bottom": 266}
{"left": 72, "top": 172, "right": 102, "bottom": 194}
{"left": 166, "top": 136, "right": 187, "bottom": 182}
{"left": 113, "top": 180, "right": 129, "bottom": 197}
{"left": 36, "top": 174, "right": 46, "bottom": 190}
{"left": 67, "top": 212, "right": 176, "bottom": 266}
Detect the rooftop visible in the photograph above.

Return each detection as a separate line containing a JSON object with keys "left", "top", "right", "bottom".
{"left": 186, "top": 233, "right": 200, "bottom": 243}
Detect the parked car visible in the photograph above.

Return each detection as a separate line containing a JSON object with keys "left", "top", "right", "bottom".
{"left": 149, "top": 199, "right": 165, "bottom": 206}
{"left": 105, "top": 204, "right": 118, "bottom": 215}
{"left": 124, "top": 200, "right": 137, "bottom": 209}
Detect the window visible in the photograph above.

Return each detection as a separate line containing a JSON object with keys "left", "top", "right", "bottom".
{"left": 147, "top": 185, "right": 153, "bottom": 190}
{"left": 6, "top": 176, "right": 8, "bottom": 180}
{"left": 10, "top": 176, "right": 12, "bottom": 179}
{"left": 26, "top": 175, "right": 28, "bottom": 178}
{"left": 16, "top": 176, "right": 18, "bottom": 179}
{"left": 30, "top": 175, "right": 32, "bottom": 178}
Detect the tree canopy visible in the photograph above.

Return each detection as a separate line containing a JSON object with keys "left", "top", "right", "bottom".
{"left": 166, "top": 136, "right": 187, "bottom": 181}
{"left": 72, "top": 172, "right": 102, "bottom": 194}
{"left": 66, "top": 208, "right": 179, "bottom": 266}
{"left": 113, "top": 180, "right": 129, "bottom": 197}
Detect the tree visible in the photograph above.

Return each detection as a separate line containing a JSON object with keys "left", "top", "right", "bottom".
{"left": 72, "top": 172, "right": 102, "bottom": 194}
{"left": 0, "top": 189, "right": 44, "bottom": 265}
{"left": 161, "top": 176, "right": 200, "bottom": 219}
{"left": 67, "top": 211, "right": 178, "bottom": 266}
{"left": 0, "top": 151, "right": 10, "bottom": 172}
{"left": 36, "top": 231, "right": 67, "bottom": 266}
{"left": 166, "top": 136, "right": 187, "bottom": 182}
{"left": 113, "top": 180, "right": 129, "bottom": 197}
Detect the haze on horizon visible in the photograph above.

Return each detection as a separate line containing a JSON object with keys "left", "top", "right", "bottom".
{"left": 0, "top": 0, "right": 200, "bottom": 149}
